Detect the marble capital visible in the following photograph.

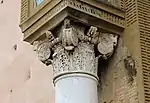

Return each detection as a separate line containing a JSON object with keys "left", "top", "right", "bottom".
{"left": 33, "top": 19, "right": 118, "bottom": 81}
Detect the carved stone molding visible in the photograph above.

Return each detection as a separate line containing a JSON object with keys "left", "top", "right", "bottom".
{"left": 33, "top": 19, "right": 118, "bottom": 81}
{"left": 67, "top": 0, "right": 125, "bottom": 27}
{"left": 21, "top": 0, "right": 124, "bottom": 42}
{"left": 52, "top": 42, "right": 98, "bottom": 80}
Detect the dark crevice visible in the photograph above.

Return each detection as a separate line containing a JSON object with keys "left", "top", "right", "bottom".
{"left": 13, "top": 44, "right": 17, "bottom": 51}
{"left": 10, "top": 89, "right": 12, "bottom": 93}
{"left": 0, "top": 0, "right": 3, "bottom": 4}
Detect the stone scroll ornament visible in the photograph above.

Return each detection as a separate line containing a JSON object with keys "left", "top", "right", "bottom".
{"left": 33, "top": 19, "right": 118, "bottom": 78}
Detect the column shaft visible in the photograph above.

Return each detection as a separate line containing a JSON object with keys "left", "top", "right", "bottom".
{"left": 55, "top": 74, "right": 98, "bottom": 103}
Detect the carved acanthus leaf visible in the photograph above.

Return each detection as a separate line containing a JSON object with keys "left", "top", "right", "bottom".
{"left": 36, "top": 41, "right": 51, "bottom": 62}
{"left": 87, "top": 26, "right": 98, "bottom": 38}
{"left": 33, "top": 24, "right": 118, "bottom": 79}
{"left": 33, "top": 41, "right": 40, "bottom": 51}
{"left": 61, "top": 19, "right": 79, "bottom": 51}
{"left": 33, "top": 31, "right": 61, "bottom": 63}
{"left": 62, "top": 28, "right": 78, "bottom": 50}
{"left": 45, "top": 30, "right": 54, "bottom": 41}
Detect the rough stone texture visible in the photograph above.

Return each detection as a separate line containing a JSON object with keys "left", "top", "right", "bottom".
{"left": 99, "top": 38, "right": 139, "bottom": 103}
{"left": 0, "top": 0, "right": 54, "bottom": 103}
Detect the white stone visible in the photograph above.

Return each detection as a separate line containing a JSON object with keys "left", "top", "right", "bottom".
{"left": 33, "top": 26, "right": 118, "bottom": 103}
{"left": 55, "top": 74, "right": 98, "bottom": 103}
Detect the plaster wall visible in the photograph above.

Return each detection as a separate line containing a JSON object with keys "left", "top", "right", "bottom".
{"left": 0, "top": 0, "right": 54, "bottom": 103}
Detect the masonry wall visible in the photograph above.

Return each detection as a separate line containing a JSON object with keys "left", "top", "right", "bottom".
{"left": 99, "top": 38, "right": 139, "bottom": 103}
{"left": 0, "top": 1, "right": 54, "bottom": 103}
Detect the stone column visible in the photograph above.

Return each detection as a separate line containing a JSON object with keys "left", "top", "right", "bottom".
{"left": 33, "top": 19, "right": 118, "bottom": 103}
{"left": 53, "top": 42, "right": 98, "bottom": 103}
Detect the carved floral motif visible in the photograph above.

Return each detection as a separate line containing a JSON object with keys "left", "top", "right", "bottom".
{"left": 36, "top": 42, "right": 51, "bottom": 62}
{"left": 33, "top": 19, "right": 118, "bottom": 80}
{"left": 61, "top": 19, "right": 79, "bottom": 51}
{"left": 98, "top": 33, "right": 118, "bottom": 59}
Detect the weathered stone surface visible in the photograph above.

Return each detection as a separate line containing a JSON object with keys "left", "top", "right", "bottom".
{"left": 98, "top": 38, "right": 139, "bottom": 103}
{"left": 20, "top": 0, "right": 125, "bottom": 43}
{"left": 33, "top": 20, "right": 118, "bottom": 81}
{"left": 31, "top": 16, "right": 119, "bottom": 103}
{"left": 2, "top": 0, "right": 149, "bottom": 103}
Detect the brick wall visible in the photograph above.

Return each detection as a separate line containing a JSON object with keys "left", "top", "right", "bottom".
{"left": 98, "top": 38, "right": 139, "bottom": 103}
